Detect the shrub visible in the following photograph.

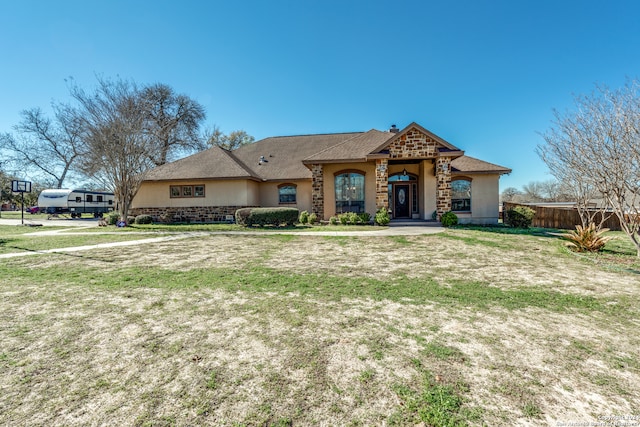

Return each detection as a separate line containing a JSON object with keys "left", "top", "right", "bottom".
{"left": 358, "top": 212, "right": 371, "bottom": 224}
{"left": 329, "top": 216, "right": 338, "bottom": 225}
{"left": 134, "top": 214, "right": 153, "bottom": 225}
{"left": 505, "top": 206, "right": 535, "bottom": 228}
{"left": 562, "top": 223, "right": 613, "bottom": 252}
{"left": 126, "top": 216, "right": 135, "bottom": 225}
{"left": 236, "top": 207, "right": 299, "bottom": 227}
{"left": 308, "top": 212, "right": 318, "bottom": 225}
{"left": 106, "top": 212, "right": 120, "bottom": 226}
{"left": 299, "top": 210, "right": 309, "bottom": 225}
{"left": 235, "top": 208, "right": 253, "bottom": 226}
{"left": 374, "top": 207, "right": 390, "bottom": 226}
{"left": 440, "top": 211, "right": 458, "bottom": 227}
{"left": 337, "top": 211, "right": 364, "bottom": 225}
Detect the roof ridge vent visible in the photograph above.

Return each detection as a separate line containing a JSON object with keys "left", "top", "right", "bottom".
{"left": 389, "top": 124, "right": 399, "bottom": 133}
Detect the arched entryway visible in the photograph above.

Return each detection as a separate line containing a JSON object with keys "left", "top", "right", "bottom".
{"left": 388, "top": 172, "right": 418, "bottom": 219}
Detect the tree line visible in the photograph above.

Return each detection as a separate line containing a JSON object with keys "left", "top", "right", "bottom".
{"left": 0, "top": 76, "right": 254, "bottom": 218}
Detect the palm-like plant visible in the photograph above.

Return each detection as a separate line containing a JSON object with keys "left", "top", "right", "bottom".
{"left": 562, "top": 223, "right": 613, "bottom": 252}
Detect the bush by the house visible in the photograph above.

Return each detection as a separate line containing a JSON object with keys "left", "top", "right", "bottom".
{"left": 106, "top": 212, "right": 120, "bottom": 225}
{"left": 235, "top": 208, "right": 253, "bottom": 226}
{"left": 127, "top": 216, "right": 135, "bottom": 225}
{"left": 337, "top": 211, "right": 366, "bottom": 225}
{"left": 505, "top": 206, "right": 535, "bottom": 228}
{"left": 329, "top": 216, "right": 338, "bottom": 225}
{"left": 441, "top": 211, "right": 458, "bottom": 227}
{"left": 299, "top": 210, "right": 309, "bottom": 225}
{"left": 235, "top": 207, "right": 299, "bottom": 227}
{"left": 134, "top": 214, "right": 153, "bottom": 225}
{"left": 562, "top": 223, "right": 613, "bottom": 253}
{"left": 308, "top": 212, "right": 318, "bottom": 225}
{"left": 374, "top": 207, "right": 390, "bottom": 226}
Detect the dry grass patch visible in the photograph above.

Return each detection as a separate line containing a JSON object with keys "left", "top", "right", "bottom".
{"left": 1, "top": 227, "right": 639, "bottom": 425}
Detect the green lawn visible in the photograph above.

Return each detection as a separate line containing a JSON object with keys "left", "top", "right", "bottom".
{"left": 0, "top": 226, "right": 638, "bottom": 426}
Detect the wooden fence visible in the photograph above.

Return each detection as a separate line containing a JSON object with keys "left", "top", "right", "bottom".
{"left": 502, "top": 202, "right": 622, "bottom": 231}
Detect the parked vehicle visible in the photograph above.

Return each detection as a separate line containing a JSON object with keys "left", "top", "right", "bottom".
{"left": 27, "top": 206, "right": 40, "bottom": 214}
{"left": 37, "top": 189, "right": 115, "bottom": 218}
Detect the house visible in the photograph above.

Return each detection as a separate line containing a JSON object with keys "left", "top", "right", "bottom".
{"left": 130, "top": 122, "right": 511, "bottom": 224}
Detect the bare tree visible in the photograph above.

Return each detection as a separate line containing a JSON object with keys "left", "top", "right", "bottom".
{"left": 521, "top": 181, "right": 545, "bottom": 202}
{"left": 0, "top": 105, "right": 83, "bottom": 188}
{"left": 68, "top": 77, "right": 156, "bottom": 220}
{"left": 538, "top": 79, "right": 640, "bottom": 256}
{"left": 141, "top": 83, "right": 206, "bottom": 166}
{"left": 501, "top": 187, "right": 523, "bottom": 203}
{"left": 204, "top": 126, "right": 255, "bottom": 150}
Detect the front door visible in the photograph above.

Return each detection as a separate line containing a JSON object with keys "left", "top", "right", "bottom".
{"left": 394, "top": 184, "right": 410, "bottom": 218}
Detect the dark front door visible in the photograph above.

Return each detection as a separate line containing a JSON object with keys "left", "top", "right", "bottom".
{"left": 394, "top": 184, "right": 410, "bottom": 218}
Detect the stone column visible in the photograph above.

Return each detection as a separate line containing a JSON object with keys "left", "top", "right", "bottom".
{"left": 436, "top": 157, "right": 452, "bottom": 220}
{"left": 375, "top": 158, "right": 389, "bottom": 211}
{"left": 311, "top": 164, "right": 324, "bottom": 219}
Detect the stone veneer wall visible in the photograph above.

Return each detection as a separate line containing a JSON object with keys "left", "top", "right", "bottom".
{"left": 388, "top": 127, "right": 439, "bottom": 158}
{"left": 436, "top": 157, "right": 452, "bottom": 218}
{"left": 375, "top": 158, "right": 389, "bottom": 210}
{"left": 311, "top": 164, "right": 324, "bottom": 218}
{"left": 129, "top": 206, "right": 252, "bottom": 223}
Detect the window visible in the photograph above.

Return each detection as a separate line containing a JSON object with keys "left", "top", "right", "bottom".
{"left": 335, "top": 171, "right": 365, "bottom": 213}
{"left": 86, "top": 195, "right": 93, "bottom": 202}
{"left": 278, "top": 184, "right": 297, "bottom": 204}
{"left": 97, "top": 195, "right": 103, "bottom": 202}
{"left": 451, "top": 179, "right": 471, "bottom": 211}
{"left": 75, "top": 197, "right": 82, "bottom": 203}
{"left": 170, "top": 185, "right": 205, "bottom": 198}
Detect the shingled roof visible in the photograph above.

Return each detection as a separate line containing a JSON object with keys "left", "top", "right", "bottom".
{"left": 232, "top": 132, "right": 362, "bottom": 180}
{"left": 142, "top": 126, "right": 510, "bottom": 182}
{"left": 303, "top": 129, "right": 395, "bottom": 163}
{"left": 143, "top": 145, "right": 257, "bottom": 181}
{"left": 451, "top": 156, "right": 512, "bottom": 174}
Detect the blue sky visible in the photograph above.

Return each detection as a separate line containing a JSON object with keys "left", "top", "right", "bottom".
{"left": 1, "top": 0, "right": 638, "bottom": 190}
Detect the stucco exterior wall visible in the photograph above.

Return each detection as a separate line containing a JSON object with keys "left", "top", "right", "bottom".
{"left": 322, "top": 162, "right": 376, "bottom": 219}
{"left": 421, "top": 161, "right": 437, "bottom": 219}
{"left": 131, "top": 179, "right": 257, "bottom": 208}
{"left": 453, "top": 173, "right": 501, "bottom": 224}
{"left": 258, "top": 180, "right": 313, "bottom": 212}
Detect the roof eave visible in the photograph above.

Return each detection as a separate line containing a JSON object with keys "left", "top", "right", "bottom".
{"left": 452, "top": 169, "right": 512, "bottom": 175}
{"left": 302, "top": 158, "right": 369, "bottom": 165}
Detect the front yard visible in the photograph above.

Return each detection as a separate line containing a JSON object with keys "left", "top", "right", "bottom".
{"left": 0, "top": 226, "right": 638, "bottom": 426}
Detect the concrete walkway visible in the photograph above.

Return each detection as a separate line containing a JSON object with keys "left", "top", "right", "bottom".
{"left": 0, "top": 218, "right": 444, "bottom": 259}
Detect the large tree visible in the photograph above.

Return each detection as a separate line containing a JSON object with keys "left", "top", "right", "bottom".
{"left": 538, "top": 79, "right": 640, "bottom": 256}
{"left": 141, "top": 83, "right": 206, "bottom": 166}
{"left": 68, "top": 77, "right": 156, "bottom": 220}
{"left": 0, "top": 105, "right": 83, "bottom": 188}
{"left": 68, "top": 77, "right": 208, "bottom": 221}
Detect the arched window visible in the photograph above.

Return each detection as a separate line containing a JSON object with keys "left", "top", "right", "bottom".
{"left": 278, "top": 184, "right": 297, "bottom": 204}
{"left": 451, "top": 179, "right": 471, "bottom": 211}
{"left": 335, "top": 171, "right": 365, "bottom": 213}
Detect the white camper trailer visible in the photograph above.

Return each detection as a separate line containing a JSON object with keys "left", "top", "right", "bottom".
{"left": 37, "top": 189, "right": 115, "bottom": 218}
